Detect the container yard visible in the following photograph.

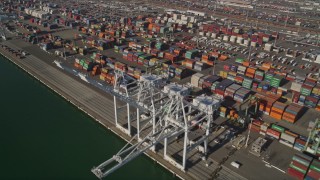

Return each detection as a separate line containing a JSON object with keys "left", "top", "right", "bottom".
{"left": 1, "top": 0, "right": 320, "bottom": 179}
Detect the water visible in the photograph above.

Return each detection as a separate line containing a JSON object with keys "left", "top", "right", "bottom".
{"left": 0, "top": 56, "right": 179, "bottom": 180}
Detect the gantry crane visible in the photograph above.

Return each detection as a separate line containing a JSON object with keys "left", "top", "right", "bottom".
{"left": 304, "top": 118, "right": 320, "bottom": 155}
{"left": 91, "top": 74, "right": 222, "bottom": 178}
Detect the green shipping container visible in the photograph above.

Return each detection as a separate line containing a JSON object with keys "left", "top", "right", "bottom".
{"left": 301, "top": 88, "right": 311, "bottom": 96}
{"left": 235, "top": 58, "right": 244, "bottom": 64}
{"left": 289, "top": 164, "right": 307, "bottom": 174}
{"left": 266, "top": 74, "right": 273, "bottom": 80}
{"left": 310, "top": 165, "right": 320, "bottom": 172}
{"left": 255, "top": 71, "right": 264, "bottom": 76}
{"left": 271, "top": 124, "right": 285, "bottom": 132}
{"left": 292, "top": 156, "right": 311, "bottom": 167}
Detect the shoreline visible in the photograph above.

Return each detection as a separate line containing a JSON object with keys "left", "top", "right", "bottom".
{"left": 0, "top": 48, "right": 188, "bottom": 180}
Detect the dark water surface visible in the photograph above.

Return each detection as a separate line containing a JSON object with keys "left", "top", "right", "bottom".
{"left": 0, "top": 56, "right": 179, "bottom": 180}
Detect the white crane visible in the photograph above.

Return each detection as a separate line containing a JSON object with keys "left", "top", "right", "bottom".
{"left": 91, "top": 75, "right": 222, "bottom": 178}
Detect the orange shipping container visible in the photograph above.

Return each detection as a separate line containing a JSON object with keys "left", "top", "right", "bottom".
{"left": 218, "top": 55, "right": 228, "bottom": 61}
{"left": 148, "top": 23, "right": 153, "bottom": 31}
{"left": 99, "top": 32, "right": 105, "bottom": 38}
{"left": 174, "top": 49, "right": 181, "bottom": 56}
{"left": 265, "top": 107, "right": 271, "bottom": 114}
{"left": 270, "top": 110, "right": 283, "bottom": 120}
{"left": 284, "top": 130, "right": 298, "bottom": 138}
{"left": 261, "top": 62, "right": 271, "bottom": 70}
{"left": 246, "top": 67, "right": 256, "bottom": 74}
{"left": 206, "top": 60, "right": 214, "bottom": 66}
{"left": 147, "top": 18, "right": 153, "bottom": 23}
{"left": 74, "top": 62, "right": 82, "bottom": 69}
{"left": 129, "top": 42, "right": 136, "bottom": 47}
{"left": 202, "top": 54, "right": 209, "bottom": 60}
{"left": 211, "top": 52, "right": 220, "bottom": 57}
{"left": 242, "top": 61, "right": 250, "bottom": 67}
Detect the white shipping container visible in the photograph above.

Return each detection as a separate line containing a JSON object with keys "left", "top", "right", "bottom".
{"left": 306, "top": 147, "right": 316, "bottom": 154}
{"left": 173, "top": 14, "right": 177, "bottom": 20}
{"left": 181, "top": 20, "right": 188, "bottom": 25}
{"left": 230, "top": 36, "right": 236, "bottom": 43}
{"left": 243, "top": 39, "right": 250, "bottom": 46}
{"left": 291, "top": 82, "right": 302, "bottom": 92}
{"left": 191, "top": 73, "right": 204, "bottom": 87}
{"left": 194, "top": 64, "right": 203, "bottom": 71}
{"left": 264, "top": 43, "right": 273, "bottom": 52}
{"left": 260, "top": 131, "right": 266, "bottom": 136}
{"left": 294, "top": 146, "right": 303, "bottom": 151}
{"left": 223, "top": 35, "right": 229, "bottom": 41}
{"left": 281, "top": 133, "right": 296, "bottom": 143}
{"left": 237, "top": 37, "right": 244, "bottom": 44}
{"left": 279, "top": 140, "right": 294, "bottom": 148}
{"left": 260, "top": 124, "right": 269, "bottom": 131}
{"left": 238, "top": 65, "right": 246, "bottom": 71}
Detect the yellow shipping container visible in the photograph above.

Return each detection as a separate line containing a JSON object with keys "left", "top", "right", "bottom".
{"left": 219, "top": 71, "right": 228, "bottom": 78}
{"left": 220, "top": 107, "right": 227, "bottom": 112}
{"left": 228, "top": 71, "right": 237, "bottom": 76}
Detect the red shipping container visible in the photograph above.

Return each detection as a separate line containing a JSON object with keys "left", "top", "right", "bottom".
{"left": 267, "top": 128, "right": 281, "bottom": 139}
{"left": 302, "top": 84, "right": 314, "bottom": 90}
{"left": 252, "top": 119, "right": 263, "bottom": 126}
{"left": 224, "top": 65, "right": 230, "bottom": 71}
{"left": 291, "top": 160, "right": 308, "bottom": 172}
{"left": 258, "top": 37, "right": 263, "bottom": 45}
{"left": 295, "top": 139, "right": 306, "bottom": 145}
{"left": 215, "top": 89, "right": 225, "bottom": 96}
{"left": 286, "top": 76, "right": 295, "bottom": 81}
{"left": 306, "top": 96, "right": 319, "bottom": 103}
{"left": 305, "top": 78, "right": 317, "bottom": 84}
{"left": 249, "top": 123, "right": 260, "bottom": 132}
{"left": 287, "top": 167, "right": 305, "bottom": 180}
{"left": 307, "top": 169, "right": 320, "bottom": 179}
{"left": 224, "top": 91, "right": 234, "bottom": 97}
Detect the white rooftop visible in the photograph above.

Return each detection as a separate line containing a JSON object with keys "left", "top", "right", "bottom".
{"left": 163, "top": 83, "right": 190, "bottom": 97}
{"left": 192, "top": 95, "right": 221, "bottom": 112}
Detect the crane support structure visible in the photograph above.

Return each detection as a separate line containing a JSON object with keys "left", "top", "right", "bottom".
{"left": 91, "top": 74, "right": 222, "bottom": 179}
{"left": 304, "top": 118, "right": 320, "bottom": 155}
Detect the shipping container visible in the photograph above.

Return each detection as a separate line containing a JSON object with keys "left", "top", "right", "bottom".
{"left": 191, "top": 73, "right": 204, "bottom": 87}
{"left": 267, "top": 128, "right": 281, "bottom": 139}
{"left": 287, "top": 167, "right": 305, "bottom": 179}
{"left": 281, "top": 132, "right": 296, "bottom": 144}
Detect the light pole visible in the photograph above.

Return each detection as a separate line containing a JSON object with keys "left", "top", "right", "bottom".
{"left": 245, "top": 116, "right": 253, "bottom": 148}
